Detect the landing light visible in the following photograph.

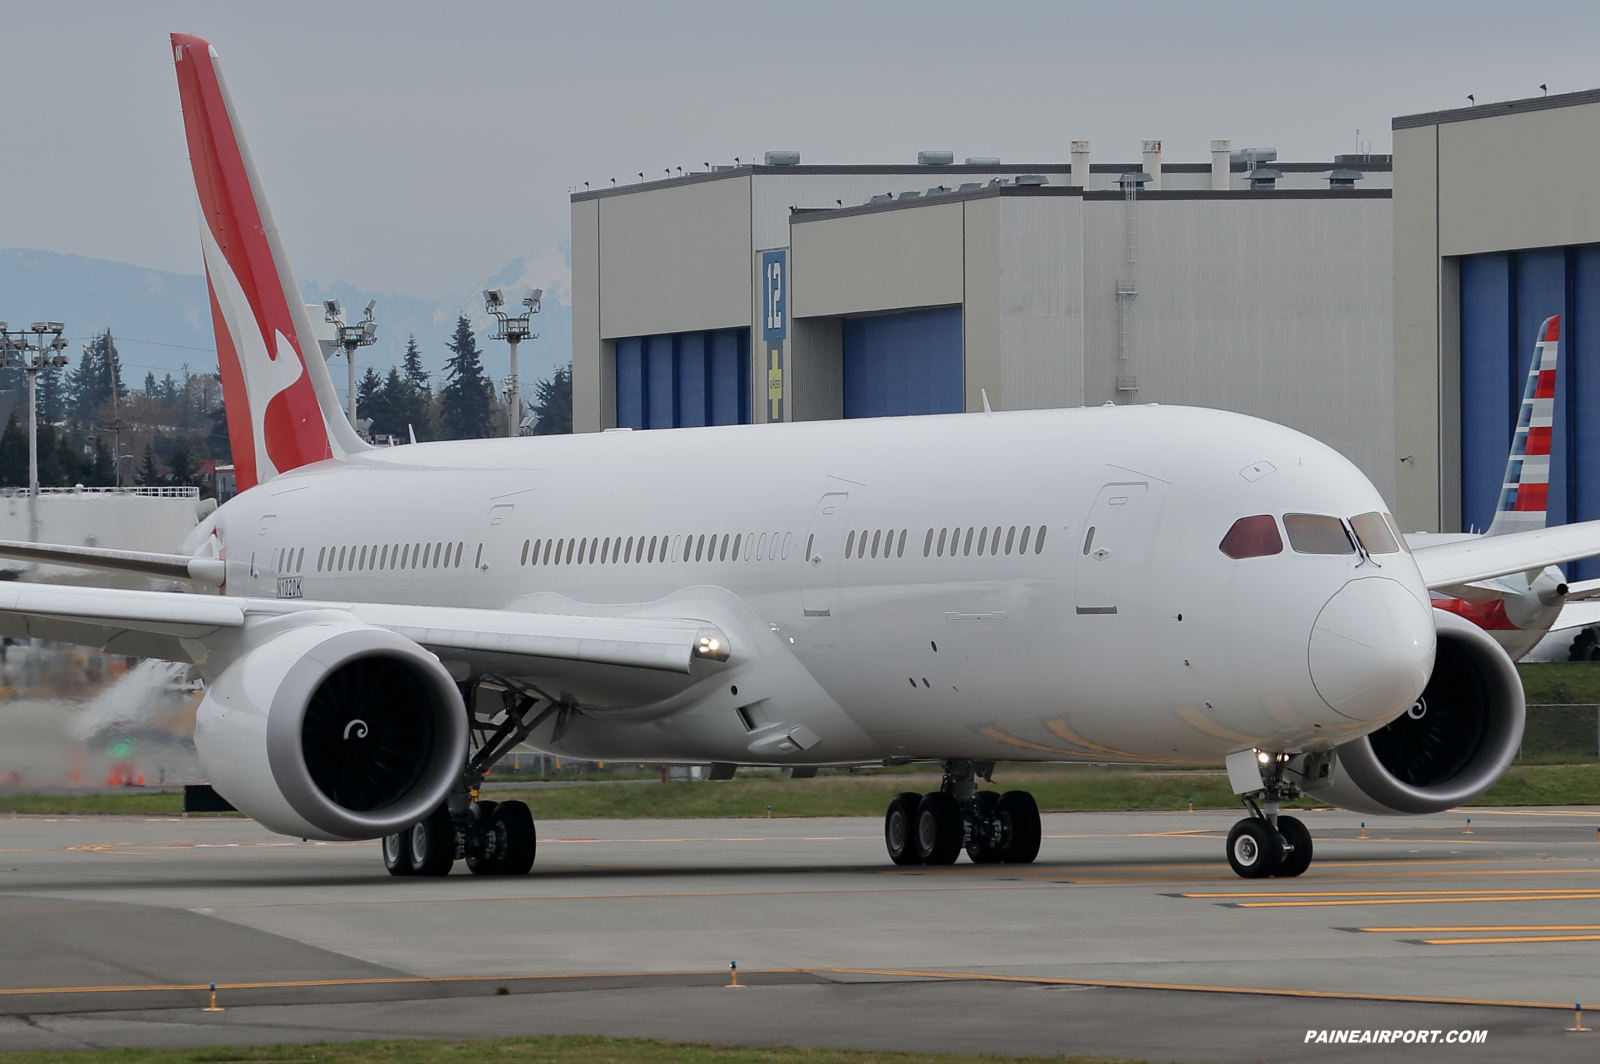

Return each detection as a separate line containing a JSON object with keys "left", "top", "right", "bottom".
{"left": 1256, "top": 750, "right": 1271, "bottom": 765}
{"left": 693, "top": 629, "right": 731, "bottom": 662}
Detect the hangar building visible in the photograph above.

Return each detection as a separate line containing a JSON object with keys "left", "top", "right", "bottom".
{"left": 1393, "top": 89, "right": 1600, "bottom": 562}
{"left": 572, "top": 144, "right": 1395, "bottom": 496}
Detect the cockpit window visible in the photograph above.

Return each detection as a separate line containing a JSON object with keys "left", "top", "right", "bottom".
{"left": 1382, "top": 512, "right": 1412, "bottom": 553}
{"left": 1350, "top": 512, "right": 1400, "bottom": 554}
{"left": 1283, "top": 514, "right": 1356, "bottom": 555}
{"left": 1219, "top": 515, "right": 1283, "bottom": 559}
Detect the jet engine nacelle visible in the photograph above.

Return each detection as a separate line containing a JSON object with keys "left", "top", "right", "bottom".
{"left": 194, "top": 612, "right": 467, "bottom": 840}
{"left": 1324, "top": 608, "right": 1524, "bottom": 816}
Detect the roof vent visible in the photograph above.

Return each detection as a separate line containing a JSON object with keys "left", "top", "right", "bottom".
{"left": 763, "top": 150, "right": 800, "bottom": 166}
{"left": 1116, "top": 171, "right": 1152, "bottom": 190}
{"left": 1014, "top": 174, "right": 1048, "bottom": 186}
{"left": 1324, "top": 168, "right": 1364, "bottom": 190}
{"left": 897, "top": 190, "right": 923, "bottom": 200}
{"left": 986, "top": 177, "right": 1012, "bottom": 188}
{"left": 1231, "top": 148, "right": 1277, "bottom": 167}
{"left": 867, "top": 193, "right": 892, "bottom": 205}
{"left": 1247, "top": 167, "right": 1282, "bottom": 190}
{"left": 964, "top": 156, "right": 1000, "bottom": 165}
{"left": 925, "top": 186, "right": 952, "bottom": 196}
{"left": 957, "top": 182, "right": 982, "bottom": 192}
{"left": 917, "top": 150, "right": 954, "bottom": 166}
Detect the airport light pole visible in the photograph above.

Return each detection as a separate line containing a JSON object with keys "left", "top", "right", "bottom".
{"left": 323, "top": 299, "right": 377, "bottom": 431}
{"left": 484, "top": 288, "right": 541, "bottom": 438}
{"left": 0, "top": 322, "right": 71, "bottom": 545}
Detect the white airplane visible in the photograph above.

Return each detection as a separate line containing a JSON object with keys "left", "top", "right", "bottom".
{"left": 3, "top": 33, "right": 1600, "bottom": 882}
{"left": 1409, "top": 315, "right": 1600, "bottom": 660}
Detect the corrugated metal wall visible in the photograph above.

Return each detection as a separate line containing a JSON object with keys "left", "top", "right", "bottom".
{"left": 841, "top": 306, "right": 963, "bottom": 418}
{"left": 1461, "top": 244, "right": 1600, "bottom": 574}
{"left": 615, "top": 329, "right": 750, "bottom": 429}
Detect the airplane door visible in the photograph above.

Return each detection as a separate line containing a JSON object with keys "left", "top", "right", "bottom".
{"left": 1075, "top": 482, "right": 1150, "bottom": 615}
{"left": 801, "top": 491, "right": 851, "bottom": 616}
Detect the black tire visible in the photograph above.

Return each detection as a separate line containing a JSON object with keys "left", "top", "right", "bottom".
{"left": 409, "top": 805, "right": 456, "bottom": 877}
{"left": 996, "top": 790, "right": 1042, "bottom": 864}
{"left": 1274, "top": 815, "right": 1313, "bottom": 877}
{"left": 1226, "top": 818, "right": 1282, "bottom": 878}
{"left": 965, "top": 791, "right": 1004, "bottom": 864}
{"left": 491, "top": 800, "right": 536, "bottom": 875}
{"left": 885, "top": 791, "right": 924, "bottom": 865}
{"left": 915, "top": 791, "right": 963, "bottom": 865}
{"left": 381, "top": 832, "right": 413, "bottom": 876}
{"left": 464, "top": 801, "right": 499, "bottom": 875}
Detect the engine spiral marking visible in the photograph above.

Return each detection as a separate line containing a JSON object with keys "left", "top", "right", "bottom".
{"left": 343, "top": 719, "right": 369, "bottom": 740}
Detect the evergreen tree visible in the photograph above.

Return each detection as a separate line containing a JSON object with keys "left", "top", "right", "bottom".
{"left": 169, "top": 438, "right": 198, "bottom": 485}
{"left": 401, "top": 335, "right": 429, "bottom": 390}
{"left": 0, "top": 416, "right": 24, "bottom": 487}
{"left": 357, "top": 366, "right": 385, "bottom": 433}
{"left": 67, "top": 330, "right": 125, "bottom": 421}
{"left": 530, "top": 363, "right": 573, "bottom": 435}
{"left": 37, "top": 362, "right": 67, "bottom": 424}
{"left": 137, "top": 445, "right": 162, "bottom": 486}
{"left": 144, "top": 372, "right": 158, "bottom": 395}
{"left": 438, "top": 316, "right": 493, "bottom": 440}
{"left": 86, "top": 437, "right": 115, "bottom": 486}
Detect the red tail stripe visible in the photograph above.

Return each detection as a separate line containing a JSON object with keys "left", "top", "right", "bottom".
{"left": 1535, "top": 369, "right": 1557, "bottom": 399}
{"left": 1515, "top": 482, "right": 1549, "bottom": 512}
{"left": 1525, "top": 426, "right": 1552, "bottom": 455}
{"left": 1545, "top": 315, "right": 1562, "bottom": 342}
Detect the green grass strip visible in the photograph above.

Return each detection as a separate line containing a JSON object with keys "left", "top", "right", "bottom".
{"left": 0, "top": 1033, "right": 1144, "bottom": 1064}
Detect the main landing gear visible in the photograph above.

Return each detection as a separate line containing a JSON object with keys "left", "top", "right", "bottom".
{"left": 384, "top": 678, "right": 555, "bottom": 877}
{"left": 1225, "top": 752, "right": 1316, "bottom": 879}
{"left": 884, "top": 760, "right": 1041, "bottom": 866}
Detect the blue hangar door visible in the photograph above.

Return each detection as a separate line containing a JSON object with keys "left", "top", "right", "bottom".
{"left": 842, "top": 306, "right": 963, "bottom": 418}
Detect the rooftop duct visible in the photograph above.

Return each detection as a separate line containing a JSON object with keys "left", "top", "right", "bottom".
{"left": 1071, "top": 141, "right": 1091, "bottom": 188}
{"left": 1210, "top": 140, "right": 1231, "bottom": 191}
{"left": 1231, "top": 147, "right": 1277, "bottom": 168}
{"left": 964, "top": 156, "right": 1000, "bottom": 165}
{"left": 1117, "top": 171, "right": 1152, "bottom": 190}
{"left": 763, "top": 150, "right": 800, "bottom": 166}
{"left": 1324, "top": 168, "right": 1364, "bottom": 189}
{"left": 917, "top": 150, "right": 954, "bottom": 166}
{"left": 1142, "top": 141, "right": 1163, "bottom": 191}
{"left": 1014, "top": 174, "right": 1048, "bottom": 186}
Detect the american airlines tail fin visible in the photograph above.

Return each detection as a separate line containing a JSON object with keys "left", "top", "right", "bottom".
{"left": 170, "top": 33, "right": 368, "bottom": 493}
{"left": 1485, "top": 315, "right": 1561, "bottom": 538}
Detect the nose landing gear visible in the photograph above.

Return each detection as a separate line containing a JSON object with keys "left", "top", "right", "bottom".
{"left": 1225, "top": 750, "right": 1322, "bottom": 879}
{"left": 882, "top": 761, "right": 1041, "bottom": 866}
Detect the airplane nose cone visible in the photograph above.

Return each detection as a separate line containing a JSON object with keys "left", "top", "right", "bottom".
{"left": 1308, "top": 578, "right": 1435, "bottom": 722}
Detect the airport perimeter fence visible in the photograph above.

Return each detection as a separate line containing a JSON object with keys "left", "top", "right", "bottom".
{"left": 1519, "top": 704, "right": 1600, "bottom": 762}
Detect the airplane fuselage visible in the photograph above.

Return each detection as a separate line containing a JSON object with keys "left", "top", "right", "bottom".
{"left": 193, "top": 405, "right": 1436, "bottom": 768}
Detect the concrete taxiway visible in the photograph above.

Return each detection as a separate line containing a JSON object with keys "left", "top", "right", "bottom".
{"left": 0, "top": 806, "right": 1597, "bottom": 1062}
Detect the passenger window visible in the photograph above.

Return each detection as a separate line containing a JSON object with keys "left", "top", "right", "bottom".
{"left": 474, "top": 544, "right": 484, "bottom": 569}
{"left": 805, "top": 533, "right": 814, "bottom": 561}
{"left": 897, "top": 529, "right": 907, "bottom": 557}
{"left": 317, "top": 546, "right": 325, "bottom": 572}
{"left": 721, "top": 534, "right": 730, "bottom": 561}
{"left": 924, "top": 529, "right": 934, "bottom": 557}
{"left": 1005, "top": 526, "right": 1016, "bottom": 555}
{"left": 1349, "top": 512, "right": 1400, "bottom": 554}
{"left": 844, "top": 531, "right": 855, "bottom": 558}
{"left": 696, "top": 535, "right": 705, "bottom": 562}
{"left": 963, "top": 527, "right": 974, "bottom": 556}
{"left": 338, "top": 545, "right": 347, "bottom": 571}
{"left": 782, "top": 532, "right": 792, "bottom": 560}
{"left": 521, "top": 540, "right": 530, "bottom": 565}
{"left": 1019, "top": 526, "right": 1031, "bottom": 554}
{"left": 871, "top": 530, "right": 881, "bottom": 558}
{"left": 977, "top": 527, "right": 989, "bottom": 555}
{"left": 297, "top": 547, "right": 304, "bottom": 573}
{"left": 757, "top": 532, "right": 767, "bottom": 560}
{"left": 1283, "top": 514, "right": 1355, "bottom": 555}
{"left": 456, "top": 542, "right": 464, "bottom": 567}
{"left": 1035, "top": 526, "right": 1047, "bottom": 553}
{"left": 733, "top": 533, "right": 742, "bottom": 560}
{"left": 1219, "top": 515, "right": 1283, "bottom": 559}
{"left": 937, "top": 528, "right": 948, "bottom": 557}
{"left": 1082, "top": 527, "right": 1095, "bottom": 556}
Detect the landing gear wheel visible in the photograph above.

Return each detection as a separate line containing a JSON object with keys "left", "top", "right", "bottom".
{"left": 464, "top": 801, "right": 499, "bottom": 875}
{"left": 915, "top": 791, "right": 963, "bottom": 865}
{"left": 885, "top": 792, "right": 924, "bottom": 865}
{"left": 996, "top": 790, "right": 1041, "bottom": 864}
{"left": 1226, "top": 818, "right": 1282, "bottom": 879}
{"left": 408, "top": 805, "right": 456, "bottom": 877}
{"left": 490, "top": 800, "right": 536, "bottom": 875}
{"left": 382, "top": 832, "right": 412, "bottom": 876}
{"left": 965, "top": 791, "right": 1003, "bottom": 864}
{"left": 1273, "top": 815, "right": 1313, "bottom": 877}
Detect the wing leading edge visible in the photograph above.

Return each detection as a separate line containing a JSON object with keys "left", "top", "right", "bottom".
{"left": 1414, "top": 519, "right": 1600, "bottom": 589}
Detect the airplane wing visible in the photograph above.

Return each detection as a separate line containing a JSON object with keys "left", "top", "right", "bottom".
{"left": 1564, "top": 577, "right": 1600, "bottom": 601}
{"left": 0, "top": 582, "right": 727, "bottom": 680}
{"left": 1552, "top": 600, "right": 1600, "bottom": 632}
{"left": 0, "top": 539, "right": 223, "bottom": 585}
{"left": 1412, "top": 519, "right": 1600, "bottom": 589}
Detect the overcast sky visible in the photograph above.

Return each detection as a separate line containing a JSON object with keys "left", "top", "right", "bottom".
{"left": 3, "top": 1, "right": 1598, "bottom": 301}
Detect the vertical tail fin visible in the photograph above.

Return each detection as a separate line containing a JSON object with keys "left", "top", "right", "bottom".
{"left": 1485, "top": 314, "right": 1560, "bottom": 537}
{"left": 170, "top": 34, "right": 366, "bottom": 493}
